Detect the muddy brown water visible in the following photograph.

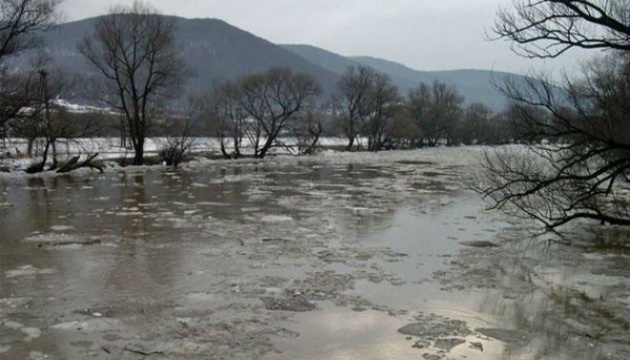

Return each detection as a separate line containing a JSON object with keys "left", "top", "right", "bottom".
{"left": 1, "top": 153, "right": 628, "bottom": 360}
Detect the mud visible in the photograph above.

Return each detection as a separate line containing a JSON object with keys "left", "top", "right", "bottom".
{"left": 1, "top": 148, "right": 628, "bottom": 360}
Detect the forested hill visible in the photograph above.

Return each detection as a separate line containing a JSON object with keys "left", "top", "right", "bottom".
{"left": 11, "top": 15, "right": 525, "bottom": 110}
{"left": 11, "top": 16, "right": 339, "bottom": 96}
{"left": 282, "top": 44, "right": 525, "bottom": 111}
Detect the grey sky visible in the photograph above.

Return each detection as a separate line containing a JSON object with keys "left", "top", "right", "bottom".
{"left": 60, "top": 0, "right": 587, "bottom": 75}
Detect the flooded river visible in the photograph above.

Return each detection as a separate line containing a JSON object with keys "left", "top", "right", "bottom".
{"left": 1, "top": 149, "right": 628, "bottom": 360}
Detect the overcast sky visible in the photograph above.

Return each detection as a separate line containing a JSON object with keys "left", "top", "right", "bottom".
{"left": 60, "top": 0, "right": 588, "bottom": 75}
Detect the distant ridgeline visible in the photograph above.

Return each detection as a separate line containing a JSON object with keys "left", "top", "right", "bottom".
{"left": 11, "top": 15, "right": 528, "bottom": 111}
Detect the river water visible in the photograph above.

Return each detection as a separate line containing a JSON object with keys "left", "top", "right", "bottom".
{"left": 0, "top": 149, "right": 628, "bottom": 360}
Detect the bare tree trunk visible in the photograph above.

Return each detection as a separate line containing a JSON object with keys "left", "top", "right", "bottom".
{"left": 57, "top": 153, "right": 102, "bottom": 173}
{"left": 233, "top": 133, "right": 241, "bottom": 159}
{"left": 302, "top": 129, "right": 322, "bottom": 155}
{"left": 345, "top": 136, "right": 354, "bottom": 151}
{"left": 27, "top": 137, "right": 35, "bottom": 157}
{"left": 26, "top": 140, "right": 50, "bottom": 174}
{"left": 133, "top": 138, "right": 144, "bottom": 166}
{"left": 219, "top": 141, "right": 230, "bottom": 159}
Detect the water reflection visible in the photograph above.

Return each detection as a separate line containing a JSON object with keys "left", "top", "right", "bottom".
{"left": 471, "top": 230, "right": 630, "bottom": 360}
{"left": 0, "top": 159, "right": 626, "bottom": 360}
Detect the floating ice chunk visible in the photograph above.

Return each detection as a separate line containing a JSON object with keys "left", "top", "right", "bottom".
{"left": 28, "top": 351, "right": 48, "bottom": 360}
{"left": 51, "top": 318, "right": 122, "bottom": 332}
{"left": 2, "top": 320, "right": 24, "bottom": 329}
{"left": 6, "top": 265, "right": 54, "bottom": 278}
{"left": 196, "top": 201, "right": 227, "bottom": 207}
{"left": 264, "top": 287, "right": 283, "bottom": 295}
{"left": 21, "top": 327, "right": 42, "bottom": 341}
{"left": 117, "top": 211, "right": 143, "bottom": 216}
{"left": 260, "top": 215, "right": 293, "bottom": 223}
{"left": 50, "top": 225, "right": 75, "bottom": 232}
{"left": 185, "top": 292, "right": 215, "bottom": 302}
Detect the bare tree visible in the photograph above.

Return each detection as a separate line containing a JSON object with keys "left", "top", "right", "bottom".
{"left": 407, "top": 81, "right": 463, "bottom": 147}
{"left": 239, "top": 67, "right": 321, "bottom": 159}
{"left": 208, "top": 82, "right": 245, "bottom": 159}
{"left": 494, "top": 0, "right": 630, "bottom": 59}
{"left": 332, "top": 65, "right": 375, "bottom": 151}
{"left": 458, "top": 103, "right": 512, "bottom": 146}
{"left": 8, "top": 61, "right": 102, "bottom": 174}
{"left": 479, "top": 1, "right": 630, "bottom": 231}
{"left": 460, "top": 103, "right": 492, "bottom": 145}
{"left": 0, "top": 0, "right": 58, "bottom": 61}
{"left": 0, "top": 0, "right": 59, "bottom": 133}
{"left": 9, "top": 53, "right": 70, "bottom": 159}
{"left": 0, "top": 70, "right": 37, "bottom": 140}
{"left": 388, "top": 109, "right": 422, "bottom": 149}
{"left": 290, "top": 108, "right": 324, "bottom": 155}
{"left": 158, "top": 98, "right": 200, "bottom": 168}
{"left": 79, "top": 1, "right": 187, "bottom": 165}
{"left": 359, "top": 72, "right": 401, "bottom": 152}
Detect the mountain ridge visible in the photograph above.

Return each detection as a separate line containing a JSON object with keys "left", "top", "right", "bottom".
{"left": 282, "top": 44, "right": 517, "bottom": 110}
{"left": 11, "top": 15, "right": 518, "bottom": 110}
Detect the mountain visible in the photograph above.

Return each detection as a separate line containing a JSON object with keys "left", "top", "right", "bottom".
{"left": 11, "top": 16, "right": 340, "bottom": 97}
{"left": 12, "top": 15, "right": 522, "bottom": 111}
{"left": 279, "top": 44, "right": 358, "bottom": 76}
{"left": 352, "top": 56, "right": 516, "bottom": 111}
{"left": 283, "top": 44, "right": 521, "bottom": 111}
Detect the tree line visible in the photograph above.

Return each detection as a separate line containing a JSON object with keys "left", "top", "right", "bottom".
{"left": 1, "top": 0, "right": 627, "bottom": 231}
{"left": 0, "top": 0, "right": 542, "bottom": 172}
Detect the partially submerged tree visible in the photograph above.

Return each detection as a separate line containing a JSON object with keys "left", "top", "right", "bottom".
{"left": 79, "top": 1, "right": 187, "bottom": 165}
{"left": 332, "top": 65, "right": 376, "bottom": 151}
{"left": 158, "top": 97, "right": 202, "bottom": 167}
{"left": 407, "top": 81, "right": 463, "bottom": 147}
{"left": 479, "top": 0, "right": 630, "bottom": 231}
{"left": 458, "top": 103, "right": 512, "bottom": 145}
{"left": 9, "top": 54, "right": 71, "bottom": 159}
{"left": 238, "top": 67, "right": 321, "bottom": 158}
{"left": 332, "top": 65, "right": 402, "bottom": 152}
{"left": 9, "top": 64, "right": 102, "bottom": 174}
{"left": 208, "top": 82, "right": 246, "bottom": 159}
{"left": 459, "top": 103, "right": 492, "bottom": 145}
{"left": 290, "top": 108, "right": 325, "bottom": 155}
{"left": 358, "top": 72, "right": 401, "bottom": 152}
